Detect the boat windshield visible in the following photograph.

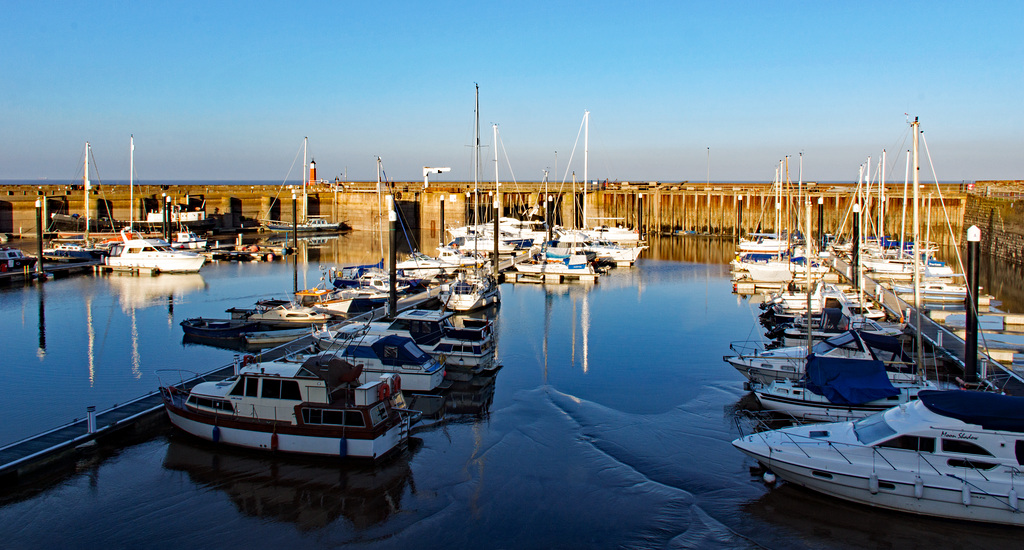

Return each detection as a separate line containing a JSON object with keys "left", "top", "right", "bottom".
{"left": 853, "top": 411, "right": 896, "bottom": 444}
{"left": 813, "top": 331, "right": 861, "bottom": 354}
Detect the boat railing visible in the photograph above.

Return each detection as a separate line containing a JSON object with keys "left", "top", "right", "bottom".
{"left": 155, "top": 366, "right": 235, "bottom": 391}
{"left": 761, "top": 427, "right": 1024, "bottom": 486}
{"left": 728, "top": 340, "right": 771, "bottom": 356}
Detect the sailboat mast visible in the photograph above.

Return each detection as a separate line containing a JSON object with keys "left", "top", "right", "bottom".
{"left": 129, "top": 135, "right": 134, "bottom": 230}
{"left": 880, "top": 150, "right": 886, "bottom": 240}
{"left": 912, "top": 117, "right": 923, "bottom": 374}
{"left": 473, "top": 84, "right": 480, "bottom": 256}
{"left": 583, "top": 110, "right": 589, "bottom": 230}
{"left": 84, "top": 142, "right": 90, "bottom": 241}
{"left": 901, "top": 152, "right": 910, "bottom": 259}
{"left": 493, "top": 123, "right": 500, "bottom": 274}
{"left": 302, "top": 137, "right": 308, "bottom": 222}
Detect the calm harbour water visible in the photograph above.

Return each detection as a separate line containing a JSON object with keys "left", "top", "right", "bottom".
{"left": 1, "top": 235, "right": 1021, "bottom": 549}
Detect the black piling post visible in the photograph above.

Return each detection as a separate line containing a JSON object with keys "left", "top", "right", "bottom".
{"left": 965, "top": 225, "right": 981, "bottom": 384}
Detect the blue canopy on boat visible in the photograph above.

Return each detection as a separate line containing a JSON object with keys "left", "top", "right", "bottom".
{"left": 859, "top": 331, "right": 914, "bottom": 362}
{"left": 919, "top": 390, "right": 1024, "bottom": 432}
{"left": 804, "top": 355, "right": 899, "bottom": 405}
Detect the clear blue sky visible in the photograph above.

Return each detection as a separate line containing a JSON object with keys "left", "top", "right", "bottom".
{"left": 2, "top": 1, "right": 1021, "bottom": 184}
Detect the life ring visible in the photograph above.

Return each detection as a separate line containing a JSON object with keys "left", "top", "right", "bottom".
{"left": 377, "top": 383, "right": 388, "bottom": 402}
{"left": 242, "top": 354, "right": 257, "bottom": 366}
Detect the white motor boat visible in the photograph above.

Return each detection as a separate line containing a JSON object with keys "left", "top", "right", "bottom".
{"left": 396, "top": 251, "right": 461, "bottom": 279}
{"left": 161, "top": 358, "right": 412, "bottom": 459}
{"left": 314, "top": 333, "right": 447, "bottom": 392}
{"left": 889, "top": 280, "right": 969, "bottom": 302}
{"left": 227, "top": 300, "right": 334, "bottom": 328}
{"left": 436, "top": 246, "right": 487, "bottom": 269}
{"left": 104, "top": 229, "right": 205, "bottom": 273}
{"left": 514, "top": 253, "right": 596, "bottom": 275}
{"left": 586, "top": 225, "right": 642, "bottom": 245}
{"left": 737, "top": 256, "right": 831, "bottom": 284}
{"left": 581, "top": 239, "right": 646, "bottom": 265}
{"left": 734, "top": 390, "right": 1024, "bottom": 526}
{"left": 314, "top": 308, "right": 496, "bottom": 369}
{"left": 294, "top": 286, "right": 387, "bottom": 317}
{"left": 439, "top": 272, "right": 500, "bottom": 312}
{"left": 738, "top": 232, "right": 790, "bottom": 254}
{"left": 170, "top": 231, "right": 207, "bottom": 250}
{"left": 753, "top": 376, "right": 936, "bottom": 422}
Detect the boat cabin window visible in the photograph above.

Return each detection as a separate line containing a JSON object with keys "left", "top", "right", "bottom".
{"left": 245, "top": 377, "right": 259, "bottom": 397}
{"left": 817, "top": 332, "right": 861, "bottom": 353}
{"left": 301, "top": 408, "right": 365, "bottom": 427}
{"left": 876, "top": 435, "right": 935, "bottom": 453}
{"left": 388, "top": 319, "right": 411, "bottom": 331}
{"left": 369, "top": 403, "right": 387, "bottom": 426}
{"left": 229, "top": 378, "right": 245, "bottom": 396}
{"left": 186, "top": 395, "right": 234, "bottom": 413}
{"left": 261, "top": 379, "right": 302, "bottom": 400}
{"left": 946, "top": 458, "right": 999, "bottom": 470}
{"left": 853, "top": 413, "right": 896, "bottom": 444}
{"left": 941, "top": 439, "right": 993, "bottom": 456}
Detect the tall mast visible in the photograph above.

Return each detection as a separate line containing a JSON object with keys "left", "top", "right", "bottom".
{"left": 84, "top": 142, "right": 90, "bottom": 241}
{"left": 493, "top": 123, "right": 500, "bottom": 274}
{"left": 473, "top": 83, "right": 480, "bottom": 257}
{"left": 880, "top": 150, "right": 886, "bottom": 240}
{"left": 912, "top": 117, "right": 923, "bottom": 374}
{"left": 129, "top": 135, "right": 135, "bottom": 230}
{"left": 583, "top": 110, "right": 589, "bottom": 229}
{"left": 474, "top": 84, "right": 480, "bottom": 229}
{"left": 302, "top": 137, "right": 308, "bottom": 221}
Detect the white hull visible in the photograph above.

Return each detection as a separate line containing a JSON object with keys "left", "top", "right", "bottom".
{"left": 734, "top": 399, "right": 1024, "bottom": 527}
{"left": 106, "top": 253, "right": 205, "bottom": 273}
{"left": 445, "top": 287, "right": 500, "bottom": 312}
{"left": 166, "top": 408, "right": 407, "bottom": 459}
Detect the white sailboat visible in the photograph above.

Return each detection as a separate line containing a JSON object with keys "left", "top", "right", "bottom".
{"left": 104, "top": 137, "right": 206, "bottom": 273}
{"left": 438, "top": 84, "right": 500, "bottom": 311}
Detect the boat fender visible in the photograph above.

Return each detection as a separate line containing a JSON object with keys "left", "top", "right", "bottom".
{"left": 1010, "top": 487, "right": 1018, "bottom": 511}
{"left": 762, "top": 471, "right": 776, "bottom": 485}
{"left": 914, "top": 476, "right": 924, "bottom": 499}
{"left": 271, "top": 432, "right": 279, "bottom": 451}
{"left": 212, "top": 425, "right": 220, "bottom": 443}
{"left": 339, "top": 438, "right": 347, "bottom": 457}
{"left": 393, "top": 374, "right": 401, "bottom": 393}
{"left": 962, "top": 483, "right": 971, "bottom": 506}
{"left": 868, "top": 473, "right": 879, "bottom": 494}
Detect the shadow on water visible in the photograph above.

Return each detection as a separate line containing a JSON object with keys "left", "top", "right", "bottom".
{"left": 162, "top": 433, "right": 420, "bottom": 532}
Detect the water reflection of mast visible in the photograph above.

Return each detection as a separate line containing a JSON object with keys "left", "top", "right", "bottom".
{"left": 87, "top": 293, "right": 96, "bottom": 386}
{"left": 543, "top": 289, "right": 552, "bottom": 383}
{"left": 581, "top": 288, "right": 590, "bottom": 374}
{"left": 37, "top": 285, "right": 46, "bottom": 358}
{"left": 130, "top": 306, "right": 141, "bottom": 379}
